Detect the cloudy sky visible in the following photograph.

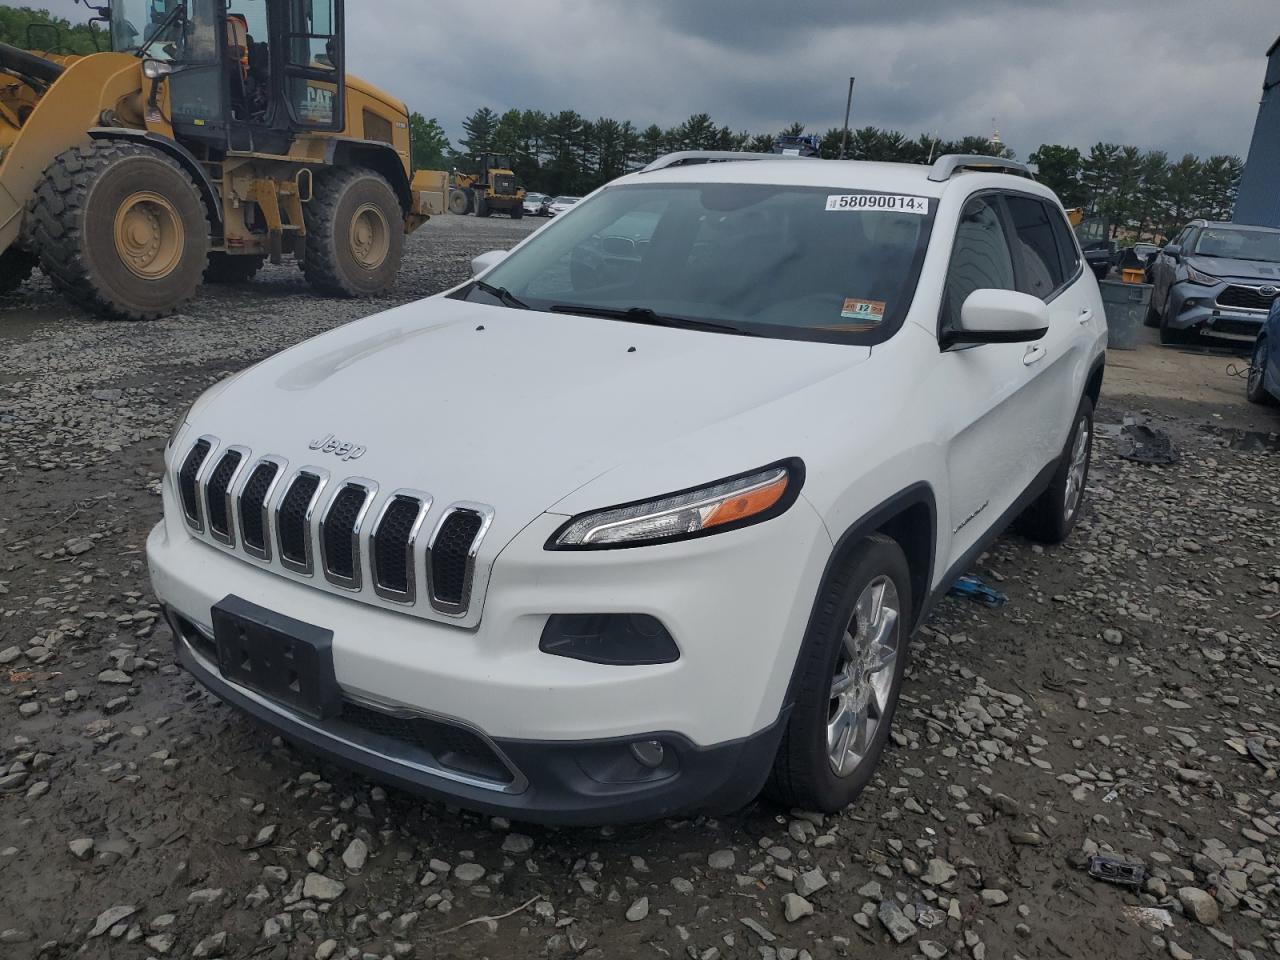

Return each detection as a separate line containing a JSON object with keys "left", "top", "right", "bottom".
{"left": 35, "top": 0, "right": 1278, "bottom": 160}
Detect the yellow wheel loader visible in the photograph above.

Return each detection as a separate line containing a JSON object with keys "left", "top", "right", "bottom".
{"left": 0, "top": 0, "right": 447, "bottom": 319}
{"left": 447, "top": 153, "right": 524, "bottom": 219}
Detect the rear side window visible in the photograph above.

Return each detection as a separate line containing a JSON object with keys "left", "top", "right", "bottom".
{"left": 1048, "top": 208, "right": 1081, "bottom": 278}
{"left": 1005, "top": 195, "right": 1065, "bottom": 300}
{"left": 941, "top": 196, "right": 1016, "bottom": 332}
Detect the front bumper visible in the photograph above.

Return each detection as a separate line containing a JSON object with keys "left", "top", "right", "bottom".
{"left": 147, "top": 487, "right": 831, "bottom": 822}
{"left": 167, "top": 608, "right": 786, "bottom": 824}
{"left": 1165, "top": 282, "right": 1270, "bottom": 341}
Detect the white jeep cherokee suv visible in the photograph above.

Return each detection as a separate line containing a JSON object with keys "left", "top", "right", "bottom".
{"left": 148, "top": 152, "right": 1106, "bottom": 824}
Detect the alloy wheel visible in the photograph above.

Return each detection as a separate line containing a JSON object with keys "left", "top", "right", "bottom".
{"left": 1063, "top": 415, "right": 1090, "bottom": 522}
{"left": 827, "top": 575, "right": 900, "bottom": 777}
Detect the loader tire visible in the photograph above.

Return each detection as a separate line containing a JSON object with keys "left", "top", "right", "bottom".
{"left": 448, "top": 188, "right": 471, "bottom": 215}
{"left": 475, "top": 194, "right": 490, "bottom": 218}
{"left": 0, "top": 247, "right": 35, "bottom": 295}
{"left": 511, "top": 204, "right": 523, "bottom": 220}
{"left": 203, "top": 252, "right": 265, "bottom": 284}
{"left": 302, "top": 167, "right": 404, "bottom": 297}
{"left": 30, "top": 140, "right": 209, "bottom": 320}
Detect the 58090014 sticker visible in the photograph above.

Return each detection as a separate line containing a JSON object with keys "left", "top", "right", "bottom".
{"left": 825, "top": 194, "right": 930, "bottom": 214}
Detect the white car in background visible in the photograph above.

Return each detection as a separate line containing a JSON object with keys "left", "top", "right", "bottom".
{"left": 522, "top": 192, "right": 549, "bottom": 216}
{"left": 547, "top": 195, "right": 580, "bottom": 216}
{"left": 148, "top": 152, "right": 1106, "bottom": 823}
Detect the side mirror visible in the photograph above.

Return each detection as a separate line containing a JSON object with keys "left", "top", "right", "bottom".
{"left": 948, "top": 289, "right": 1049, "bottom": 346}
{"left": 1163, "top": 244, "right": 1182, "bottom": 260}
{"left": 470, "top": 249, "right": 508, "bottom": 277}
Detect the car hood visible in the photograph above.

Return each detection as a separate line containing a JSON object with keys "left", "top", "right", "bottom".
{"left": 188, "top": 297, "right": 869, "bottom": 546}
{"left": 1185, "top": 255, "right": 1280, "bottom": 284}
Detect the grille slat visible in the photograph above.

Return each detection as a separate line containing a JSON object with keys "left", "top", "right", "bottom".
{"left": 1218, "top": 285, "right": 1279, "bottom": 312}
{"left": 430, "top": 509, "right": 486, "bottom": 613}
{"left": 321, "top": 482, "right": 372, "bottom": 587}
{"left": 239, "top": 461, "right": 280, "bottom": 558}
{"left": 277, "top": 473, "right": 322, "bottom": 572}
{"left": 373, "top": 495, "right": 424, "bottom": 601}
{"left": 205, "top": 450, "right": 243, "bottom": 543}
{"left": 178, "top": 439, "right": 212, "bottom": 528}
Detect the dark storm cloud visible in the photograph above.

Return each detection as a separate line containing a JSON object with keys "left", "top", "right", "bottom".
{"left": 31, "top": 0, "right": 1279, "bottom": 159}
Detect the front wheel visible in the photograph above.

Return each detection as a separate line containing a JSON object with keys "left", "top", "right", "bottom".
{"left": 1246, "top": 336, "right": 1276, "bottom": 405}
{"left": 302, "top": 168, "right": 404, "bottom": 297}
{"left": 766, "top": 534, "right": 911, "bottom": 812}
{"left": 1016, "top": 395, "right": 1093, "bottom": 544}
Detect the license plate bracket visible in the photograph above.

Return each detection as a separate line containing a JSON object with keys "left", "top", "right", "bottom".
{"left": 211, "top": 595, "right": 341, "bottom": 721}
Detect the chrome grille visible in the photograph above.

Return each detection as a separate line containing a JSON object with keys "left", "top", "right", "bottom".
{"left": 238, "top": 459, "right": 284, "bottom": 560}
{"left": 372, "top": 492, "right": 430, "bottom": 603}
{"left": 178, "top": 438, "right": 213, "bottom": 529}
{"left": 276, "top": 471, "right": 325, "bottom": 574}
{"left": 428, "top": 505, "right": 493, "bottom": 616}
{"left": 171, "top": 439, "right": 493, "bottom": 618}
{"left": 205, "top": 448, "right": 245, "bottom": 544}
{"left": 320, "top": 480, "right": 376, "bottom": 589}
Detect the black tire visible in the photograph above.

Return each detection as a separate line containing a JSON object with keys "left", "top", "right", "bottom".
{"left": 30, "top": 141, "right": 209, "bottom": 320}
{"left": 1016, "top": 395, "right": 1094, "bottom": 544}
{"left": 1246, "top": 336, "right": 1276, "bottom": 405}
{"left": 0, "top": 247, "right": 35, "bottom": 294}
{"left": 511, "top": 204, "right": 523, "bottom": 220}
{"left": 766, "top": 533, "right": 912, "bottom": 812}
{"left": 1159, "top": 316, "right": 1192, "bottom": 346}
{"left": 203, "top": 252, "right": 265, "bottom": 284}
{"left": 448, "top": 188, "right": 471, "bottom": 216}
{"left": 302, "top": 167, "right": 404, "bottom": 297}
{"left": 475, "top": 195, "right": 490, "bottom": 218}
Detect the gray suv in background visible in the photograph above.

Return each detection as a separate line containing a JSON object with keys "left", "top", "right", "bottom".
{"left": 1147, "top": 220, "right": 1280, "bottom": 345}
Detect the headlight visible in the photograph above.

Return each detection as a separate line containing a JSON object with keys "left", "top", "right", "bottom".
{"left": 1185, "top": 264, "right": 1219, "bottom": 286}
{"left": 142, "top": 59, "right": 174, "bottom": 80}
{"left": 548, "top": 460, "right": 803, "bottom": 549}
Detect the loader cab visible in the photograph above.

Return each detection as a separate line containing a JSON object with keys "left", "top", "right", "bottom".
{"left": 108, "top": 0, "right": 345, "bottom": 152}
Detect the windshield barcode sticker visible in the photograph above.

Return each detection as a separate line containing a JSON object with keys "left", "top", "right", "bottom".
{"left": 825, "top": 194, "right": 929, "bottom": 214}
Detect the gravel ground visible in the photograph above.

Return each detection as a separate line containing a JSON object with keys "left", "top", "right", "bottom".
{"left": 1, "top": 214, "right": 1279, "bottom": 960}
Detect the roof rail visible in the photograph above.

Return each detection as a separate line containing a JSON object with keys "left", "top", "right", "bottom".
{"left": 927, "top": 154, "right": 1035, "bottom": 183}
{"left": 639, "top": 150, "right": 816, "bottom": 173}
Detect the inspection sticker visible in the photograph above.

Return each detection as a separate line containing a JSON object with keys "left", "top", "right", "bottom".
{"left": 840, "top": 298, "right": 886, "bottom": 323}
{"left": 825, "top": 193, "right": 929, "bottom": 214}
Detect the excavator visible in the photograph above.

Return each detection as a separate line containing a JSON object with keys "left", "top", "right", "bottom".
{"left": 0, "top": 0, "right": 448, "bottom": 320}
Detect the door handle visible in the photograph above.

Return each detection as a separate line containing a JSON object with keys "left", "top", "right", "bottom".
{"left": 1023, "top": 345, "right": 1047, "bottom": 366}
{"left": 1077, "top": 308, "right": 1093, "bottom": 325}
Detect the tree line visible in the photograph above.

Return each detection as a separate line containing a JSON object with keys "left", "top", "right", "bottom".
{"left": 418, "top": 107, "right": 1244, "bottom": 242}
{"left": 0, "top": 6, "right": 107, "bottom": 55}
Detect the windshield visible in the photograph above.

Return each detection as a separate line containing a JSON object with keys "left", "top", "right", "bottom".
{"left": 110, "top": 0, "right": 220, "bottom": 61}
{"left": 464, "top": 182, "right": 936, "bottom": 344}
{"left": 1193, "top": 227, "right": 1280, "bottom": 262}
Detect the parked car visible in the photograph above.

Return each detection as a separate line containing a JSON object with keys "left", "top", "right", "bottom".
{"left": 149, "top": 153, "right": 1106, "bottom": 824}
{"left": 1147, "top": 220, "right": 1280, "bottom": 345}
{"left": 1246, "top": 299, "right": 1280, "bottom": 405}
{"left": 547, "top": 196, "right": 581, "bottom": 216}
{"left": 523, "top": 193, "right": 550, "bottom": 217}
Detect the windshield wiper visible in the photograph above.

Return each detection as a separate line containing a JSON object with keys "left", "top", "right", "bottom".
{"left": 472, "top": 280, "right": 529, "bottom": 310}
{"left": 548, "top": 303, "right": 755, "bottom": 336}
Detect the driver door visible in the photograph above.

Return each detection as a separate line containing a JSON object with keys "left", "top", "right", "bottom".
{"left": 275, "top": 0, "right": 345, "bottom": 132}
{"left": 162, "top": 0, "right": 229, "bottom": 147}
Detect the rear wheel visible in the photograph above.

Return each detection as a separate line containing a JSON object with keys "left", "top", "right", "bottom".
{"left": 0, "top": 247, "right": 35, "bottom": 294}
{"left": 30, "top": 141, "right": 209, "bottom": 320}
{"left": 302, "top": 168, "right": 404, "bottom": 297}
{"left": 766, "top": 534, "right": 911, "bottom": 812}
{"left": 1017, "top": 396, "right": 1093, "bottom": 544}
{"left": 203, "top": 252, "right": 265, "bottom": 284}
{"left": 1246, "top": 336, "right": 1276, "bottom": 405}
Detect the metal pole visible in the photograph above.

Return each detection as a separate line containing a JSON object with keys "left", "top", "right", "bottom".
{"left": 838, "top": 77, "right": 855, "bottom": 160}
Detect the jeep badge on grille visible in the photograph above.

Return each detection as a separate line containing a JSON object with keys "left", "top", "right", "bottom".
{"left": 309, "top": 433, "right": 367, "bottom": 461}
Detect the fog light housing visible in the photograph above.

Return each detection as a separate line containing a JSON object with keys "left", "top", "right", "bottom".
{"left": 539, "top": 614, "right": 679, "bottom": 665}
{"left": 630, "top": 739, "right": 665, "bottom": 768}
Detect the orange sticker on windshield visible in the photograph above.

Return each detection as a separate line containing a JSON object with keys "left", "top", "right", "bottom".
{"left": 840, "top": 298, "right": 885, "bottom": 326}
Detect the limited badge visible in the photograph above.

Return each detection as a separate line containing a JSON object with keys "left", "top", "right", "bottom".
{"left": 840, "top": 298, "right": 886, "bottom": 323}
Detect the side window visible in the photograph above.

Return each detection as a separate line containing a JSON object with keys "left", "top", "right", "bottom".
{"left": 941, "top": 196, "right": 1016, "bottom": 332}
{"left": 1047, "top": 206, "right": 1081, "bottom": 278}
{"left": 1004, "top": 195, "right": 1066, "bottom": 300}
{"left": 1175, "top": 226, "right": 1193, "bottom": 248}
